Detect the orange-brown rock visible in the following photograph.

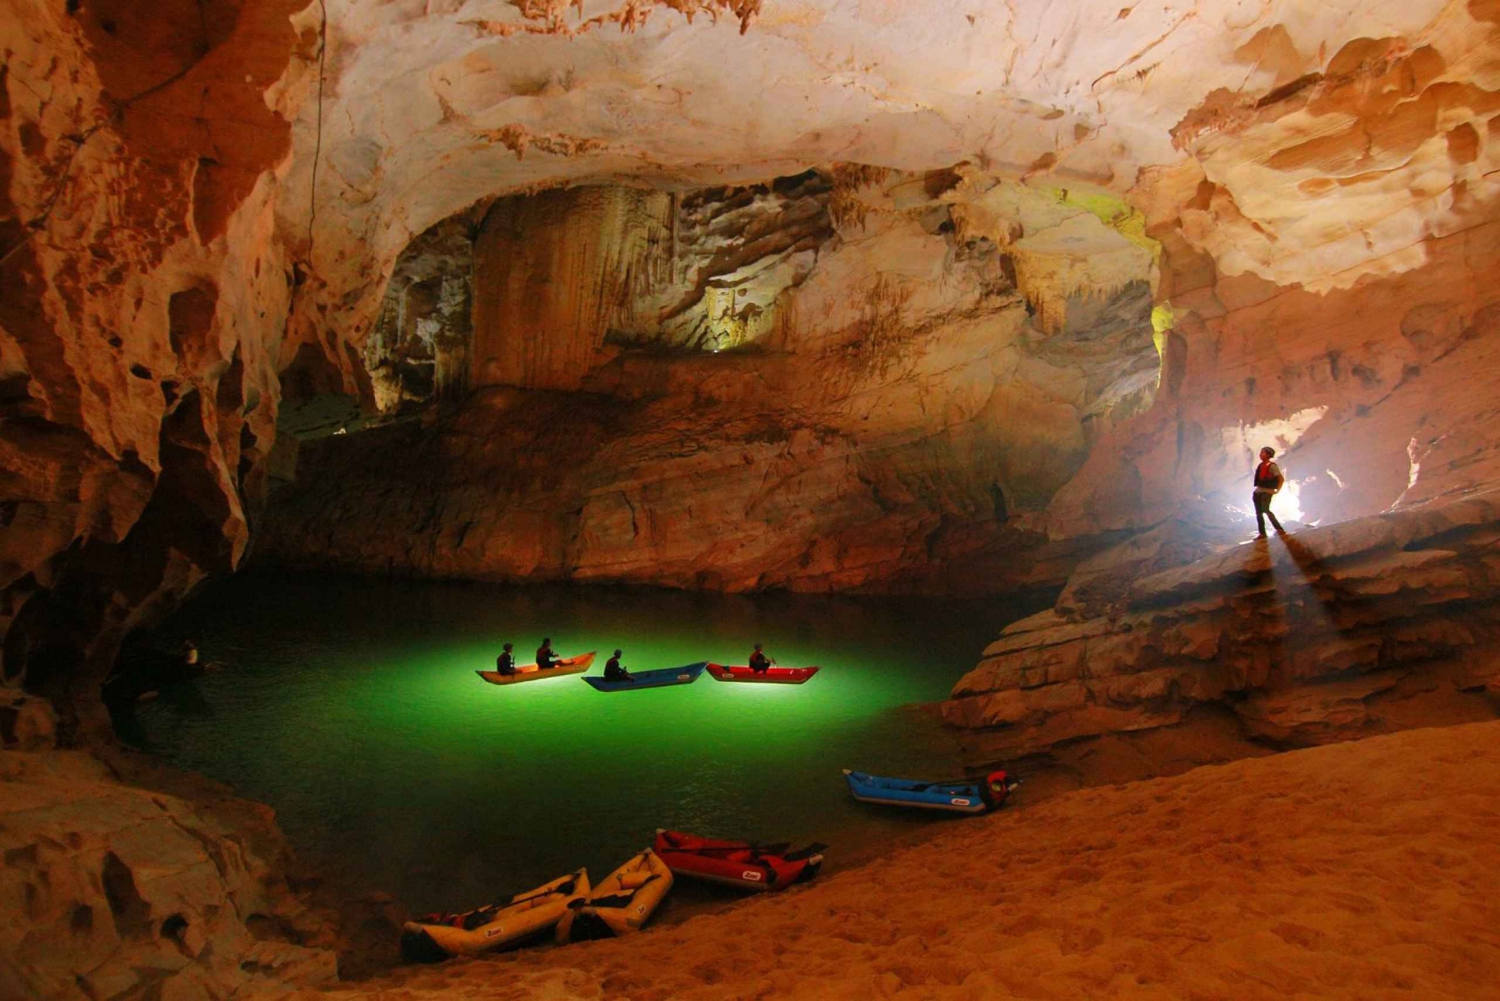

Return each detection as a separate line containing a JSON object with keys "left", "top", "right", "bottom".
{"left": 1, "top": 0, "right": 310, "bottom": 728}
{"left": 255, "top": 168, "right": 1165, "bottom": 593}
{"left": 0, "top": 704, "right": 339, "bottom": 999}
{"left": 944, "top": 492, "right": 1500, "bottom": 758}
{"left": 7, "top": 0, "right": 1500, "bottom": 719}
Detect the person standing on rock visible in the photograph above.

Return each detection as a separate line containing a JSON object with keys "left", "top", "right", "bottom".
{"left": 496, "top": 643, "right": 516, "bottom": 676}
{"left": 536, "top": 638, "right": 561, "bottom": 670}
{"left": 1253, "top": 446, "right": 1286, "bottom": 538}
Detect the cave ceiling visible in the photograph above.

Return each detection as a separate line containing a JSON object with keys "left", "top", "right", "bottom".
{"left": 5, "top": 0, "right": 1500, "bottom": 711}
{"left": 287, "top": 0, "right": 1500, "bottom": 352}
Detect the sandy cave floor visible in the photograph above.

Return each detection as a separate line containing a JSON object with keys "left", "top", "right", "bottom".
{"left": 283, "top": 720, "right": 1500, "bottom": 1001}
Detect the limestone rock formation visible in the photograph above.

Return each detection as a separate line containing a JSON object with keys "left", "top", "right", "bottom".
{"left": 1, "top": 0, "right": 312, "bottom": 727}
{"left": 255, "top": 167, "right": 1160, "bottom": 592}
{"left": 6, "top": 0, "right": 1500, "bottom": 715}
{"left": 944, "top": 492, "right": 1500, "bottom": 759}
{"left": 0, "top": 708, "right": 339, "bottom": 999}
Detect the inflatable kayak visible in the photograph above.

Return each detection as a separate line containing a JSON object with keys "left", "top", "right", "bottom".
{"left": 706, "top": 663, "right": 820, "bottom": 685}
{"left": 581, "top": 662, "right": 707, "bottom": 692}
{"left": 556, "top": 848, "right": 673, "bottom": 942}
{"left": 653, "top": 829, "right": 826, "bottom": 892}
{"left": 400, "top": 869, "right": 590, "bottom": 962}
{"left": 843, "top": 769, "right": 1015, "bottom": 814}
{"left": 476, "top": 652, "right": 596, "bottom": 686}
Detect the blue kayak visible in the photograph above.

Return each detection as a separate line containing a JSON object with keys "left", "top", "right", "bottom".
{"left": 581, "top": 662, "right": 707, "bottom": 692}
{"left": 843, "top": 769, "right": 1014, "bottom": 815}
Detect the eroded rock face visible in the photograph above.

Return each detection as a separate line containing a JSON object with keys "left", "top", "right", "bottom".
{"left": 1, "top": 0, "right": 312, "bottom": 728}
{"left": 255, "top": 167, "right": 1161, "bottom": 592}
{"left": 6, "top": 0, "right": 1500, "bottom": 720}
{"left": 0, "top": 710, "right": 338, "bottom": 999}
{"left": 944, "top": 492, "right": 1500, "bottom": 759}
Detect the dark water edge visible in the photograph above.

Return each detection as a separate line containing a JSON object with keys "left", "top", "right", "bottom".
{"left": 122, "top": 569, "right": 1054, "bottom": 921}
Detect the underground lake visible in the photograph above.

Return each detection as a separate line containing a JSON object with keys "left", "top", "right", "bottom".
{"left": 124, "top": 571, "right": 1048, "bottom": 917}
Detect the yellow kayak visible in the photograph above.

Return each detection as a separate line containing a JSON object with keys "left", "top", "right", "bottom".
{"left": 476, "top": 651, "right": 596, "bottom": 686}
{"left": 556, "top": 848, "right": 673, "bottom": 942}
{"left": 400, "top": 869, "right": 590, "bottom": 961}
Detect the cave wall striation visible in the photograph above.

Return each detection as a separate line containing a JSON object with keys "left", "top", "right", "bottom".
{"left": 256, "top": 166, "right": 1163, "bottom": 593}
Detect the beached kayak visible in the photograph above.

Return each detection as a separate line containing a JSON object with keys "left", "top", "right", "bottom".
{"left": 581, "top": 662, "right": 706, "bottom": 692}
{"left": 400, "top": 869, "right": 590, "bottom": 962}
{"left": 476, "top": 652, "right": 596, "bottom": 685}
{"left": 706, "top": 663, "right": 820, "bottom": 685}
{"left": 653, "top": 829, "right": 826, "bottom": 892}
{"left": 843, "top": 769, "right": 1014, "bottom": 814}
{"left": 555, "top": 849, "right": 673, "bottom": 941}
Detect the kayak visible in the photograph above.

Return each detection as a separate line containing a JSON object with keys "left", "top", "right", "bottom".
{"left": 706, "top": 663, "right": 820, "bottom": 685}
{"left": 400, "top": 869, "right": 590, "bottom": 962}
{"left": 581, "top": 662, "right": 707, "bottom": 692}
{"left": 653, "top": 829, "right": 826, "bottom": 893}
{"left": 476, "top": 651, "right": 596, "bottom": 685}
{"left": 556, "top": 848, "right": 673, "bottom": 942}
{"left": 843, "top": 769, "right": 1015, "bottom": 815}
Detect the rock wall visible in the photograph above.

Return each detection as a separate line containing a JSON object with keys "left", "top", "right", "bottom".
{"left": 255, "top": 168, "right": 1162, "bottom": 593}
{"left": 6, "top": 0, "right": 1500, "bottom": 714}
{"left": 0, "top": 695, "right": 339, "bottom": 999}
{"left": 0, "top": 0, "right": 316, "bottom": 729}
{"left": 362, "top": 217, "right": 477, "bottom": 409}
{"left": 944, "top": 493, "right": 1500, "bottom": 759}
{"left": 472, "top": 186, "right": 676, "bottom": 389}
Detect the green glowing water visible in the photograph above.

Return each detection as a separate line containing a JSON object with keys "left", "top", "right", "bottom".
{"left": 132, "top": 572, "right": 1043, "bottom": 914}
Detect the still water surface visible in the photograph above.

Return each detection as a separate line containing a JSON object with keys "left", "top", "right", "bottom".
{"left": 132, "top": 572, "right": 1042, "bottom": 914}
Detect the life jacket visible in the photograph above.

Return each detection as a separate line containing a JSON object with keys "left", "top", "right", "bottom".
{"left": 749, "top": 652, "right": 770, "bottom": 671}
{"left": 497, "top": 652, "right": 514, "bottom": 674}
{"left": 1254, "top": 460, "right": 1282, "bottom": 490}
{"left": 980, "top": 769, "right": 1012, "bottom": 809}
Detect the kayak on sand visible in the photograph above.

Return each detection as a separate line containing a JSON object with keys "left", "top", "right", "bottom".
{"left": 653, "top": 829, "right": 826, "bottom": 892}
{"left": 476, "top": 652, "right": 596, "bottom": 685}
{"left": 400, "top": 869, "right": 590, "bottom": 962}
{"left": 843, "top": 769, "right": 1015, "bottom": 815}
{"left": 555, "top": 848, "right": 673, "bottom": 942}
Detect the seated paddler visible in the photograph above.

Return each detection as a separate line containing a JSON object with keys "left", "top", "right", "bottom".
{"left": 749, "top": 643, "right": 773, "bottom": 673}
{"left": 604, "top": 649, "right": 633, "bottom": 682}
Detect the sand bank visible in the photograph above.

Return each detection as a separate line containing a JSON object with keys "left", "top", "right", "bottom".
{"left": 284, "top": 720, "right": 1500, "bottom": 999}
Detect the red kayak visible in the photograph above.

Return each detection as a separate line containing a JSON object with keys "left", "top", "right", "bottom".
{"left": 705, "top": 663, "right": 820, "bottom": 685}
{"left": 653, "top": 830, "right": 826, "bottom": 892}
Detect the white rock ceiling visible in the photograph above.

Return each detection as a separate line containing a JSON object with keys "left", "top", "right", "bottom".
{"left": 281, "top": 0, "right": 1500, "bottom": 351}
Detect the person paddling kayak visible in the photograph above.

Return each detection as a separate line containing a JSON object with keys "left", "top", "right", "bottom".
{"left": 1253, "top": 446, "right": 1286, "bottom": 538}
{"left": 604, "top": 650, "right": 633, "bottom": 683}
{"left": 536, "top": 638, "right": 561, "bottom": 670}
{"left": 496, "top": 643, "right": 516, "bottom": 676}
{"left": 749, "top": 643, "right": 774, "bottom": 673}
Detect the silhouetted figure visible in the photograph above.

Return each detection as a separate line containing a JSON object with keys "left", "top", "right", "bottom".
{"left": 604, "top": 649, "right": 633, "bottom": 683}
{"left": 536, "top": 638, "right": 561, "bottom": 670}
{"left": 496, "top": 642, "right": 516, "bottom": 676}
{"left": 749, "top": 643, "right": 773, "bottom": 673}
{"left": 1253, "top": 446, "right": 1286, "bottom": 538}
